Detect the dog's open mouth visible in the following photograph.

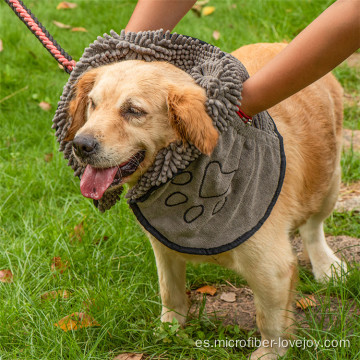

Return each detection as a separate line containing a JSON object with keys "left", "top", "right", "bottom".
{"left": 80, "top": 150, "right": 146, "bottom": 200}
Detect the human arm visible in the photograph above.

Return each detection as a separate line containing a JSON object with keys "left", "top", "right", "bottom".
{"left": 240, "top": 0, "right": 360, "bottom": 116}
{"left": 125, "top": 0, "right": 196, "bottom": 33}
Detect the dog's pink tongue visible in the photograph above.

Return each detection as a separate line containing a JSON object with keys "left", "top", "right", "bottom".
{"left": 80, "top": 165, "right": 118, "bottom": 200}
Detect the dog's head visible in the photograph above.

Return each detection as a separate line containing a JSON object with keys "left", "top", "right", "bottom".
{"left": 65, "top": 60, "right": 218, "bottom": 200}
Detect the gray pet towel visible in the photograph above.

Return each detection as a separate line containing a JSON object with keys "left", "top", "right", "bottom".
{"left": 53, "top": 30, "right": 286, "bottom": 255}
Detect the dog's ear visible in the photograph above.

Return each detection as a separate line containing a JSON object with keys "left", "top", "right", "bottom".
{"left": 167, "top": 85, "right": 218, "bottom": 155}
{"left": 65, "top": 69, "right": 98, "bottom": 141}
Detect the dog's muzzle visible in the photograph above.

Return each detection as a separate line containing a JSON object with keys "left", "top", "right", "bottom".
{"left": 72, "top": 134, "right": 99, "bottom": 160}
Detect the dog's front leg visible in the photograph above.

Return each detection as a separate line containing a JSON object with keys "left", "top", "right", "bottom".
{"left": 148, "top": 235, "right": 188, "bottom": 326}
{"left": 222, "top": 229, "right": 297, "bottom": 360}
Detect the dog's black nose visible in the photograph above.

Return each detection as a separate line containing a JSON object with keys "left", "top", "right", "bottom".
{"left": 72, "top": 135, "right": 98, "bottom": 157}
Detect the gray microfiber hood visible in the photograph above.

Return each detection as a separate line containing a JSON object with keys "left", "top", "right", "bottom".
{"left": 53, "top": 30, "right": 286, "bottom": 255}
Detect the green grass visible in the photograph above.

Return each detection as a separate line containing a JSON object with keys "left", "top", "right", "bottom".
{"left": 0, "top": 0, "right": 359, "bottom": 359}
{"left": 333, "top": 63, "right": 360, "bottom": 130}
{"left": 341, "top": 148, "right": 360, "bottom": 184}
{"left": 325, "top": 211, "right": 360, "bottom": 238}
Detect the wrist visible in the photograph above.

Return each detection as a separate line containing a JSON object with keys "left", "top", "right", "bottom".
{"left": 240, "top": 80, "right": 259, "bottom": 117}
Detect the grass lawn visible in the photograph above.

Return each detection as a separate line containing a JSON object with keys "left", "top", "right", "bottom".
{"left": 0, "top": 0, "right": 359, "bottom": 359}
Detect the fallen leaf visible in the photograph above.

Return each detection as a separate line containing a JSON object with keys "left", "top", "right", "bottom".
{"left": 44, "top": 153, "right": 53, "bottom": 162}
{"left": 296, "top": 295, "right": 317, "bottom": 309}
{"left": 51, "top": 257, "right": 69, "bottom": 274}
{"left": 212, "top": 30, "right": 220, "bottom": 40}
{"left": 196, "top": 285, "right": 217, "bottom": 296}
{"left": 70, "top": 222, "right": 84, "bottom": 242}
{"left": 113, "top": 353, "right": 143, "bottom": 360}
{"left": 231, "top": 4, "right": 237, "bottom": 9}
{"left": 56, "top": 2, "right": 78, "bottom": 10}
{"left": 41, "top": 289, "right": 71, "bottom": 301}
{"left": 0, "top": 269, "right": 13, "bottom": 283}
{"left": 39, "top": 101, "right": 51, "bottom": 111}
{"left": 220, "top": 292, "right": 236, "bottom": 303}
{"left": 54, "top": 312, "right": 100, "bottom": 331}
{"left": 202, "top": 6, "right": 215, "bottom": 16}
{"left": 52, "top": 20, "right": 71, "bottom": 29}
{"left": 71, "top": 27, "right": 88, "bottom": 32}
{"left": 0, "top": 39, "right": 3, "bottom": 52}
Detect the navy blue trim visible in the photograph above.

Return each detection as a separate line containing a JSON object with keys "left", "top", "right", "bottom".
{"left": 129, "top": 112, "right": 286, "bottom": 255}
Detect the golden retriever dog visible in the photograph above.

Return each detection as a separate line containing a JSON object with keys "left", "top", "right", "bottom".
{"left": 65, "top": 43, "right": 345, "bottom": 359}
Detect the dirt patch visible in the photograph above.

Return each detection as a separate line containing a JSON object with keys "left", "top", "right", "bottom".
{"left": 189, "top": 284, "right": 359, "bottom": 332}
{"left": 342, "top": 129, "right": 360, "bottom": 152}
{"left": 189, "top": 285, "right": 257, "bottom": 331}
{"left": 335, "top": 181, "right": 360, "bottom": 212}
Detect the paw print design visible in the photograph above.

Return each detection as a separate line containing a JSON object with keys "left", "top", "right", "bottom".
{"left": 164, "top": 162, "right": 237, "bottom": 224}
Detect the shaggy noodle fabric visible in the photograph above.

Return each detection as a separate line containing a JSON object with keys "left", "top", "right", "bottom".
{"left": 53, "top": 30, "right": 286, "bottom": 255}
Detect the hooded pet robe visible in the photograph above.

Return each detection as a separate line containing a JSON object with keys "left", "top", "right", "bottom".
{"left": 53, "top": 30, "right": 286, "bottom": 255}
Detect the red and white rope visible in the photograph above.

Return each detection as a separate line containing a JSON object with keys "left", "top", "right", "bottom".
{"left": 7, "top": 0, "right": 76, "bottom": 73}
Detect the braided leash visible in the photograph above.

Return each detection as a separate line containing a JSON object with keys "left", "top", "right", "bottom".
{"left": 4, "top": 0, "right": 76, "bottom": 73}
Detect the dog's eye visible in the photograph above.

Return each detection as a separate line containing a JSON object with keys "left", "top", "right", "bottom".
{"left": 122, "top": 106, "right": 147, "bottom": 120}
{"left": 126, "top": 107, "right": 144, "bottom": 116}
{"left": 89, "top": 98, "right": 96, "bottom": 110}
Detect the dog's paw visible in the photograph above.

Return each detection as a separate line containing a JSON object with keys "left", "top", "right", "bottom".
{"left": 161, "top": 310, "right": 187, "bottom": 327}
{"left": 312, "top": 255, "right": 348, "bottom": 283}
{"left": 250, "top": 346, "right": 286, "bottom": 359}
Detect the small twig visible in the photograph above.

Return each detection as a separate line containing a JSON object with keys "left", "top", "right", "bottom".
{"left": 224, "top": 279, "right": 237, "bottom": 289}
{"left": 0, "top": 86, "right": 29, "bottom": 104}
